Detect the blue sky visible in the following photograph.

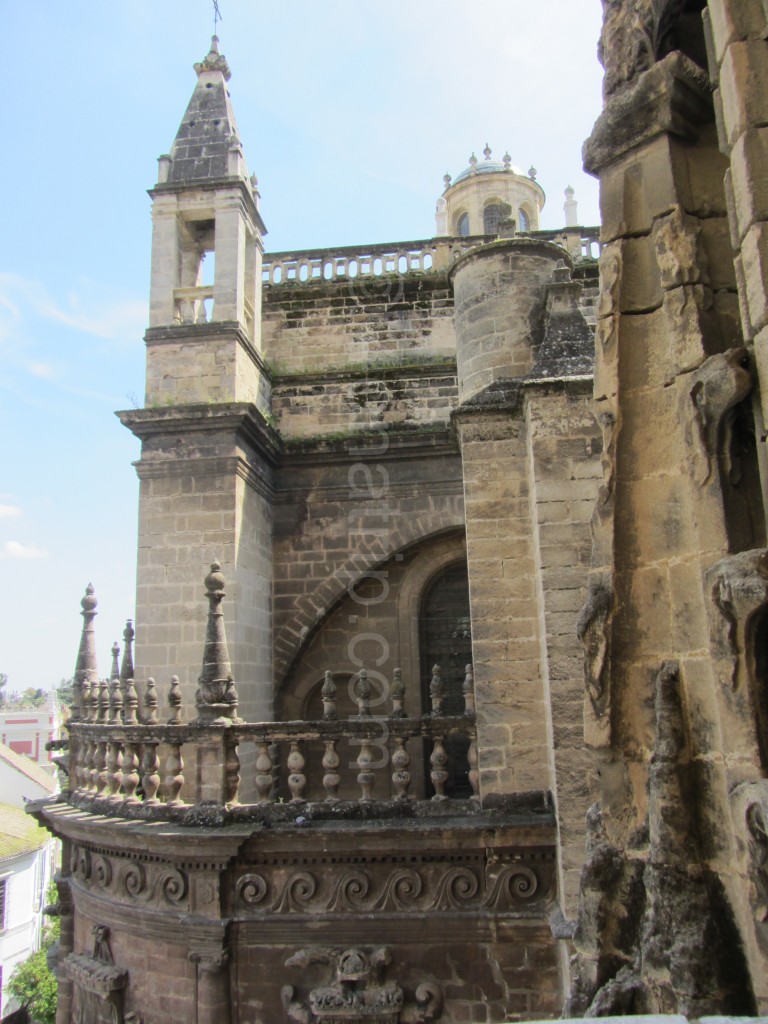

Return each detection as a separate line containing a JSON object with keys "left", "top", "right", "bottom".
{"left": 0, "top": 1, "right": 604, "bottom": 692}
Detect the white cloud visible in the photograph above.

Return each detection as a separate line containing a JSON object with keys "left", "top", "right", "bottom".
{"left": 0, "top": 505, "right": 22, "bottom": 519}
{"left": 2, "top": 540, "right": 48, "bottom": 560}
{"left": 27, "top": 361, "right": 56, "bottom": 379}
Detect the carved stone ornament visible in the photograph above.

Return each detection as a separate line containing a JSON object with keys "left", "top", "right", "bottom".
{"left": 282, "top": 946, "right": 442, "bottom": 1024}
{"left": 64, "top": 925, "right": 128, "bottom": 1024}
{"left": 706, "top": 549, "right": 768, "bottom": 691}
{"left": 599, "top": 0, "right": 688, "bottom": 98}
{"left": 730, "top": 781, "right": 768, "bottom": 931}
{"left": 684, "top": 349, "right": 752, "bottom": 488}
{"left": 576, "top": 577, "right": 613, "bottom": 712}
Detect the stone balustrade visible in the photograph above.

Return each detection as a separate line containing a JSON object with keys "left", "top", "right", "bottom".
{"left": 261, "top": 237, "right": 483, "bottom": 286}
{"left": 173, "top": 284, "right": 214, "bottom": 323}
{"left": 261, "top": 230, "right": 601, "bottom": 287}
{"left": 63, "top": 571, "right": 478, "bottom": 823}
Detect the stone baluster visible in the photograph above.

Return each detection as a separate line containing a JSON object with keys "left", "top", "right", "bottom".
{"left": 119, "top": 620, "right": 135, "bottom": 718}
{"left": 196, "top": 562, "right": 240, "bottom": 724}
{"left": 254, "top": 742, "right": 274, "bottom": 804}
{"left": 98, "top": 678, "right": 110, "bottom": 725}
{"left": 107, "top": 741, "right": 123, "bottom": 801}
{"left": 224, "top": 735, "right": 240, "bottom": 806}
{"left": 429, "top": 665, "right": 444, "bottom": 716}
{"left": 165, "top": 743, "right": 185, "bottom": 806}
{"left": 89, "top": 738, "right": 103, "bottom": 792}
{"left": 430, "top": 737, "right": 449, "bottom": 801}
{"left": 355, "top": 669, "right": 372, "bottom": 717}
{"left": 82, "top": 739, "right": 95, "bottom": 793}
{"left": 89, "top": 679, "right": 101, "bottom": 723}
{"left": 391, "top": 736, "right": 411, "bottom": 800}
{"left": 80, "top": 678, "right": 93, "bottom": 725}
{"left": 95, "top": 741, "right": 109, "bottom": 797}
{"left": 321, "top": 671, "right": 337, "bottom": 721}
{"left": 168, "top": 674, "right": 183, "bottom": 725}
{"left": 121, "top": 743, "right": 141, "bottom": 803}
{"left": 72, "top": 583, "right": 99, "bottom": 724}
{"left": 143, "top": 677, "right": 158, "bottom": 724}
{"left": 462, "top": 663, "right": 476, "bottom": 718}
{"left": 322, "top": 739, "right": 340, "bottom": 801}
{"left": 123, "top": 678, "right": 139, "bottom": 726}
{"left": 287, "top": 741, "right": 306, "bottom": 802}
{"left": 141, "top": 743, "right": 161, "bottom": 804}
{"left": 390, "top": 668, "right": 406, "bottom": 718}
{"left": 110, "top": 676, "right": 123, "bottom": 725}
{"left": 356, "top": 739, "right": 375, "bottom": 802}
{"left": 467, "top": 737, "right": 480, "bottom": 801}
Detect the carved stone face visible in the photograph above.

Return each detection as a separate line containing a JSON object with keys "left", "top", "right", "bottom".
{"left": 337, "top": 948, "right": 369, "bottom": 982}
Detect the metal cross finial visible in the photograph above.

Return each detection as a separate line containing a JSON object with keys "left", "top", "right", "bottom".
{"left": 213, "top": 0, "right": 222, "bottom": 34}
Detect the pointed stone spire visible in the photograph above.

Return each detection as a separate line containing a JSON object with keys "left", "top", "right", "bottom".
{"left": 72, "top": 584, "right": 99, "bottom": 722}
{"left": 164, "top": 36, "right": 247, "bottom": 186}
{"left": 196, "top": 562, "right": 239, "bottom": 724}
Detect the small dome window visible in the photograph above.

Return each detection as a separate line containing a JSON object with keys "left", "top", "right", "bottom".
{"left": 457, "top": 213, "right": 470, "bottom": 237}
{"left": 483, "top": 203, "right": 502, "bottom": 235}
{"left": 518, "top": 208, "right": 530, "bottom": 232}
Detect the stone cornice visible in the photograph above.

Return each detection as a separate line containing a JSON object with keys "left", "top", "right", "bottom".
{"left": 117, "top": 402, "right": 283, "bottom": 464}
{"left": 583, "top": 51, "right": 713, "bottom": 176}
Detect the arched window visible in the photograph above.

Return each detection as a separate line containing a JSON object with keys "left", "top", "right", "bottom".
{"left": 457, "top": 212, "right": 470, "bottom": 237}
{"left": 518, "top": 208, "right": 530, "bottom": 232}
{"left": 419, "top": 561, "right": 473, "bottom": 797}
{"left": 483, "top": 203, "right": 502, "bottom": 235}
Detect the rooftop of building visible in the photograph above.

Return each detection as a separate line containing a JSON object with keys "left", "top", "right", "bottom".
{"left": 0, "top": 741, "right": 57, "bottom": 794}
{"left": 0, "top": 802, "right": 51, "bottom": 862}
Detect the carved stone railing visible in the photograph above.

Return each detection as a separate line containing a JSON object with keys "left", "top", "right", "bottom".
{"left": 261, "top": 237, "right": 486, "bottom": 286}
{"left": 65, "top": 708, "right": 478, "bottom": 820}
{"left": 64, "top": 572, "right": 478, "bottom": 824}
{"left": 262, "top": 229, "right": 602, "bottom": 287}
{"left": 173, "top": 284, "right": 214, "bottom": 323}
{"left": 531, "top": 226, "right": 601, "bottom": 260}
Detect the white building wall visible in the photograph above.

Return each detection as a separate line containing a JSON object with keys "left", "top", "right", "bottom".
{"left": 0, "top": 843, "right": 55, "bottom": 1017}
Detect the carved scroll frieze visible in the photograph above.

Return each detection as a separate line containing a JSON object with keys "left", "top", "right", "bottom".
{"left": 69, "top": 842, "right": 191, "bottom": 912}
{"left": 282, "top": 946, "right": 442, "bottom": 1024}
{"left": 234, "top": 855, "right": 550, "bottom": 917}
{"left": 684, "top": 349, "right": 752, "bottom": 487}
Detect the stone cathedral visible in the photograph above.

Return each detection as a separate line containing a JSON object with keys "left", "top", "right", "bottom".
{"left": 30, "top": 2, "right": 768, "bottom": 1022}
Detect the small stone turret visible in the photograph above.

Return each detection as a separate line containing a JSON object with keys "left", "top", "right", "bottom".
{"left": 147, "top": 36, "right": 266, "bottom": 376}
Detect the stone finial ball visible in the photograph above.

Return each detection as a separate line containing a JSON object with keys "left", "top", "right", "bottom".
{"left": 205, "top": 561, "right": 226, "bottom": 593}
{"left": 81, "top": 583, "right": 98, "bottom": 613}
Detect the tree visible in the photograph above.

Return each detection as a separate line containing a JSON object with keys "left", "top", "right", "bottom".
{"left": 7, "top": 948, "right": 57, "bottom": 1024}
{"left": 0, "top": 672, "right": 7, "bottom": 705}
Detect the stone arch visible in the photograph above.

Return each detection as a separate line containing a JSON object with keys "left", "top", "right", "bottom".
{"left": 273, "top": 502, "right": 465, "bottom": 685}
{"left": 275, "top": 527, "right": 467, "bottom": 715}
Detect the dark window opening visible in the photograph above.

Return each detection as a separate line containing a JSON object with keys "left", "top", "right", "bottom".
{"left": 457, "top": 213, "right": 470, "bottom": 237}
{"left": 483, "top": 204, "right": 502, "bottom": 235}
{"left": 419, "top": 561, "right": 473, "bottom": 797}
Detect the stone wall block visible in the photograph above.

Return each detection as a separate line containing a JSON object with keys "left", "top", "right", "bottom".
{"left": 731, "top": 127, "right": 768, "bottom": 242}
{"left": 720, "top": 40, "right": 768, "bottom": 149}
{"left": 708, "top": 0, "right": 768, "bottom": 66}
{"left": 619, "top": 235, "right": 663, "bottom": 313}
{"left": 753, "top": 324, "right": 768, "bottom": 424}
{"left": 734, "top": 253, "right": 757, "bottom": 341}
{"left": 741, "top": 221, "right": 768, "bottom": 333}
{"left": 724, "top": 168, "right": 742, "bottom": 252}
